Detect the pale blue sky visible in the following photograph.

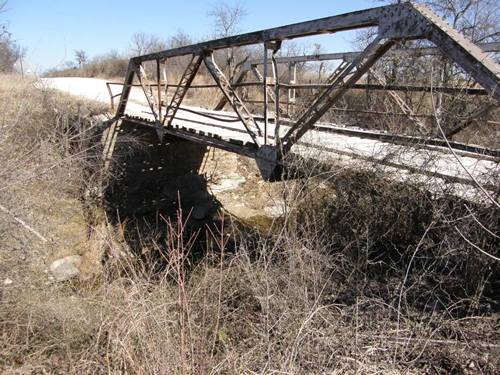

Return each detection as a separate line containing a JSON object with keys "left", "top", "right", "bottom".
{"left": 5, "top": 0, "right": 379, "bottom": 73}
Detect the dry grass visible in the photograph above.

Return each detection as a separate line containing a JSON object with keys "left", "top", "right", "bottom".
{"left": 0, "top": 74, "right": 499, "bottom": 374}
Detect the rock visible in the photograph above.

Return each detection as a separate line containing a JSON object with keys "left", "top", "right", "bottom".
{"left": 49, "top": 255, "right": 81, "bottom": 281}
{"left": 3, "top": 278, "right": 13, "bottom": 286}
{"left": 209, "top": 174, "right": 245, "bottom": 193}
{"left": 264, "top": 202, "right": 286, "bottom": 218}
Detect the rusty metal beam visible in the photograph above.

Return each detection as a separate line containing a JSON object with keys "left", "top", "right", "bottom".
{"left": 108, "top": 80, "right": 491, "bottom": 95}
{"left": 249, "top": 64, "right": 287, "bottom": 118}
{"left": 156, "top": 60, "right": 163, "bottom": 122}
{"left": 287, "top": 62, "right": 297, "bottom": 116}
{"left": 132, "top": 5, "right": 389, "bottom": 63}
{"left": 279, "top": 83, "right": 489, "bottom": 95}
{"left": 115, "top": 61, "right": 136, "bottom": 118}
{"left": 203, "top": 52, "right": 263, "bottom": 145}
{"left": 245, "top": 41, "right": 500, "bottom": 67}
{"left": 262, "top": 46, "right": 269, "bottom": 143}
{"left": 162, "top": 54, "right": 203, "bottom": 132}
{"left": 213, "top": 68, "right": 250, "bottom": 111}
{"left": 282, "top": 36, "right": 397, "bottom": 152}
{"left": 125, "top": 116, "right": 257, "bottom": 158}
{"left": 288, "top": 59, "right": 350, "bottom": 128}
{"left": 412, "top": 4, "right": 500, "bottom": 101}
{"left": 133, "top": 63, "right": 161, "bottom": 123}
{"left": 271, "top": 51, "right": 281, "bottom": 147}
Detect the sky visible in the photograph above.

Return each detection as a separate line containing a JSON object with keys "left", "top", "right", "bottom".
{"left": 4, "top": 0, "right": 379, "bottom": 73}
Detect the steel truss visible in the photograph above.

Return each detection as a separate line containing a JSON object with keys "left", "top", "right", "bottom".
{"left": 204, "top": 52, "right": 263, "bottom": 145}
{"left": 112, "top": 2, "right": 499, "bottom": 180}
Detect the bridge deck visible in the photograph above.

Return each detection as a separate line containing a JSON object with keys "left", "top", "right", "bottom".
{"left": 44, "top": 77, "right": 498, "bottom": 198}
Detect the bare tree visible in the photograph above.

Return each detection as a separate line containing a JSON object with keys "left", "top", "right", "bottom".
{"left": 74, "top": 50, "right": 88, "bottom": 69}
{"left": 0, "top": 1, "right": 23, "bottom": 73}
{"left": 0, "top": 39, "right": 20, "bottom": 72}
{"left": 17, "top": 45, "right": 26, "bottom": 75}
{"left": 1, "top": 1, "right": 9, "bottom": 39}
{"left": 64, "top": 60, "right": 76, "bottom": 70}
{"left": 419, "top": 0, "right": 499, "bottom": 42}
{"left": 208, "top": 1, "right": 247, "bottom": 38}
{"left": 130, "top": 32, "right": 167, "bottom": 56}
{"left": 167, "top": 29, "right": 192, "bottom": 49}
{"left": 208, "top": 1, "right": 248, "bottom": 79}
{"left": 351, "top": 0, "right": 499, "bottom": 136}
{"left": 312, "top": 43, "right": 328, "bottom": 81}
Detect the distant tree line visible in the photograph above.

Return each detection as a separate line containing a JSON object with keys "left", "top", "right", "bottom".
{"left": 44, "top": 28, "right": 197, "bottom": 78}
{"left": 45, "top": 1, "right": 253, "bottom": 79}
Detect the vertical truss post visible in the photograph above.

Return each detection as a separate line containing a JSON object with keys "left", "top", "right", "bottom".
{"left": 162, "top": 53, "right": 204, "bottom": 134}
{"left": 287, "top": 62, "right": 297, "bottom": 117}
{"left": 156, "top": 59, "right": 162, "bottom": 123}
{"left": 263, "top": 44, "right": 269, "bottom": 144}
{"left": 106, "top": 82, "right": 115, "bottom": 110}
{"left": 272, "top": 54, "right": 280, "bottom": 146}
{"left": 270, "top": 44, "right": 282, "bottom": 147}
{"left": 161, "top": 61, "right": 169, "bottom": 103}
{"left": 204, "top": 51, "right": 262, "bottom": 145}
{"left": 281, "top": 35, "right": 396, "bottom": 152}
{"left": 250, "top": 64, "right": 287, "bottom": 117}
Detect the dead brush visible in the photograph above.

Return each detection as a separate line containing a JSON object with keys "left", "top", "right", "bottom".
{"left": 0, "top": 74, "right": 112, "bottom": 372}
{"left": 1, "top": 73, "right": 499, "bottom": 374}
{"left": 291, "top": 166, "right": 498, "bottom": 309}
{"left": 0, "top": 74, "right": 109, "bottom": 197}
{"left": 85, "top": 206, "right": 232, "bottom": 374}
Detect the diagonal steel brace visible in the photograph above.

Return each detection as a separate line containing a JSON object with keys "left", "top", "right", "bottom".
{"left": 281, "top": 35, "right": 396, "bottom": 153}
{"left": 291, "top": 59, "right": 352, "bottom": 123}
{"left": 204, "top": 51, "right": 263, "bottom": 145}
{"left": 213, "top": 67, "right": 250, "bottom": 111}
{"left": 162, "top": 54, "right": 204, "bottom": 131}
{"left": 371, "top": 69, "right": 427, "bottom": 134}
{"left": 133, "top": 63, "right": 161, "bottom": 123}
{"left": 250, "top": 65, "right": 287, "bottom": 118}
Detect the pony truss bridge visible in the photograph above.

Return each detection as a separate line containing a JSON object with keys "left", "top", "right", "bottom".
{"left": 106, "top": 2, "right": 499, "bottom": 180}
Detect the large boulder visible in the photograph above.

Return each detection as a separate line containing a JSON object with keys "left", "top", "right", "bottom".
{"left": 49, "top": 255, "right": 82, "bottom": 282}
